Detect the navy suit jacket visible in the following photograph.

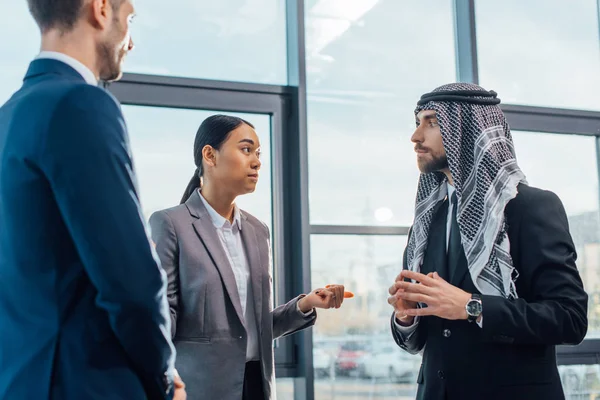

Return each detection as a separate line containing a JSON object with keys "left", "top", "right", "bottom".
{"left": 0, "top": 59, "right": 176, "bottom": 399}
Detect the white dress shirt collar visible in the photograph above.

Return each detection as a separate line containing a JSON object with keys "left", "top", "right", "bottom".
{"left": 36, "top": 51, "right": 98, "bottom": 86}
{"left": 447, "top": 182, "right": 455, "bottom": 199}
{"left": 445, "top": 182, "right": 456, "bottom": 251}
{"left": 198, "top": 189, "right": 242, "bottom": 230}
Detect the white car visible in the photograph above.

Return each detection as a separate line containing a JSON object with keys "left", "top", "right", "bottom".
{"left": 359, "top": 343, "right": 421, "bottom": 382}
{"left": 313, "top": 347, "right": 334, "bottom": 378}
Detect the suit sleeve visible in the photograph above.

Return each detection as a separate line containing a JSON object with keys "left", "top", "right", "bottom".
{"left": 481, "top": 189, "right": 588, "bottom": 345}
{"left": 272, "top": 295, "right": 317, "bottom": 339}
{"left": 391, "top": 231, "right": 427, "bottom": 354}
{"left": 253, "top": 224, "right": 315, "bottom": 339}
{"left": 40, "top": 86, "right": 175, "bottom": 399}
{"left": 149, "top": 210, "right": 180, "bottom": 338}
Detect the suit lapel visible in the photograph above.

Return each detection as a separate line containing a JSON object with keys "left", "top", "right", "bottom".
{"left": 450, "top": 245, "right": 470, "bottom": 287}
{"left": 186, "top": 192, "right": 246, "bottom": 328}
{"left": 239, "top": 217, "right": 263, "bottom": 331}
{"left": 449, "top": 187, "right": 525, "bottom": 290}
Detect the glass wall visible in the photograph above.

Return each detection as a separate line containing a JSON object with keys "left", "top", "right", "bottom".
{"left": 0, "top": 1, "right": 288, "bottom": 91}
{"left": 126, "top": 0, "right": 288, "bottom": 84}
{"left": 559, "top": 364, "right": 600, "bottom": 400}
{"left": 476, "top": 0, "right": 600, "bottom": 110}
{"left": 0, "top": 2, "right": 39, "bottom": 104}
{"left": 310, "top": 235, "right": 418, "bottom": 400}
{"left": 305, "top": 0, "right": 457, "bottom": 226}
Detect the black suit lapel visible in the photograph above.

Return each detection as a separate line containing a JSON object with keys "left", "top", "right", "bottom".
{"left": 450, "top": 249, "right": 471, "bottom": 288}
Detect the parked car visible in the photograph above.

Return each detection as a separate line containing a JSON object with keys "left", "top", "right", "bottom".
{"left": 313, "top": 347, "right": 333, "bottom": 378}
{"left": 358, "top": 342, "right": 421, "bottom": 382}
{"left": 335, "top": 341, "right": 371, "bottom": 377}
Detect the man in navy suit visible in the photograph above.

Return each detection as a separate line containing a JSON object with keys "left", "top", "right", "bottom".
{"left": 0, "top": 1, "right": 185, "bottom": 399}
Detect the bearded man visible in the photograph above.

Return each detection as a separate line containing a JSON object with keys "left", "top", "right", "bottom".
{"left": 388, "top": 83, "right": 588, "bottom": 400}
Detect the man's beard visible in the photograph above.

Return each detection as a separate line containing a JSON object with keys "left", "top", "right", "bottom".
{"left": 418, "top": 152, "right": 449, "bottom": 174}
{"left": 97, "top": 22, "right": 126, "bottom": 82}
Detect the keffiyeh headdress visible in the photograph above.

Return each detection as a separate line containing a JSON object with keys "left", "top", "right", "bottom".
{"left": 405, "top": 83, "right": 527, "bottom": 299}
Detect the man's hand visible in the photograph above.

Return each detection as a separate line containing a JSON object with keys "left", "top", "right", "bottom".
{"left": 298, "top": 284, "right": 348, "bottom": 312}
{"left": 173, "top": 370, "right": 186, "bottom": 400}
{"left": 388, "top": 271, "right": 420, "bottom": 325}
{"left": 392, "top": 270, "right": 471, "bottom": 320}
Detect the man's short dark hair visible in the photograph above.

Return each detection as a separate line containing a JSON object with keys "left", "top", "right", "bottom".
{"left": 27, "top": 0, "right": 124, "bottom": 33}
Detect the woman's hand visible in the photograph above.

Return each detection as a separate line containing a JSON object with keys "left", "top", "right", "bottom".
{"left": 298, "top": 284, "right": 353, "bottom": 312}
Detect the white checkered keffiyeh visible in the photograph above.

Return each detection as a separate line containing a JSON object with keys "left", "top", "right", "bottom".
{"left": 405, "top": 83, "right": 527, "bottom": 299}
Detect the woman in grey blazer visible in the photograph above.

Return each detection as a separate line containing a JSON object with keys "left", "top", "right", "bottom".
{"left": 149, "top": 115, "right": 347, "bottom": 400}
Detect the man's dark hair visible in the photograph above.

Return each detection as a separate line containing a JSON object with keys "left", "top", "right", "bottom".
{"left": 27, "top": 0, "right": 124, "bottom": 33}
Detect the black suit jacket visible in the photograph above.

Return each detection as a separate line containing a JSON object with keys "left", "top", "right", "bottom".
{"left": 391, "top": 184, "right": 588, "bottom": 400}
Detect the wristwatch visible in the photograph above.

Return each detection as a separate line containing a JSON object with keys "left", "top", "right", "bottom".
{"left": 465, "top": 294, "right": 483, "bottom": 323}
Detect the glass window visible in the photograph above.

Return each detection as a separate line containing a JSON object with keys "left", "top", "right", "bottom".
{"left": 0, "top": 2, "right": 40, "bottom": 105}
{"left": 310, "top": 234, "right": 420, "bottom": 399}
{"left": 0, "top": 1, "right": 288, "bottom": 98}
{"left": 126, "top": 1, "right": 287, "bottom": 84}
{"left": 512, "top": 131, "right": 600, "bottom": 337}
{"left": 476, "top": 0, "right": 600, "bottom": 110}
{"left": 558, "top": 364, "right": 600, "bottom": 399}
{"left": 121, "top": 106, "right": 273, "bottom": 230}
{"left": 275, "top": 378, "right": 295, "bottom": 400}
{"left": 305, "top": 0, "right": 457, "bottom": 226}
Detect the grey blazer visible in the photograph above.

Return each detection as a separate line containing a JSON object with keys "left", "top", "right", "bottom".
{"left": 149, "top": 190, "right": 316, "bottom": 400}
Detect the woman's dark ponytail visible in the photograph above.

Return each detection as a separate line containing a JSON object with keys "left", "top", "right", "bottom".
{"left": 180, "top": 167, "right": 201, "bottom": 204}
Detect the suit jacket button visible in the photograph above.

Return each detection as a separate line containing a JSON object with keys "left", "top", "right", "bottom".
{"left": 438, "top": 370, "right": 445, "bottom": 379}
{"left": 443, "top": 329, "right": 451, "bottom": 338}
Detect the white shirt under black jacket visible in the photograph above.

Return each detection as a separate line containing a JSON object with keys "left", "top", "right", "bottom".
{"left": 394, "top": 183, "right": 482, "bottom": 339}
{"left": 199, "top": 190, "right": 313, "bottom": 361}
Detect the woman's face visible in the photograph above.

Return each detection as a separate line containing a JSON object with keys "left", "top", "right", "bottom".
{"left": 207, "top": 123, "right": 262, "bottom": 195}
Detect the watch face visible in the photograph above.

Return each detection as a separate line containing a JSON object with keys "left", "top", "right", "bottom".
{"left": 467, "top": 300, "right": 482, "bottom": 316}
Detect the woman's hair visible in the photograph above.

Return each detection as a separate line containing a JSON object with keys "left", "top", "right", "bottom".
{"left": 180, "top": 114, "right": 254, "bottom": 204}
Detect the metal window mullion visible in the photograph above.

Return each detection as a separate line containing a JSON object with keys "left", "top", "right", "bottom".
{"left": 285, "top": 0, "right": 313, "bottom": 399}
{"left": 453, "top": 0, "right": 479, "bottom": 83}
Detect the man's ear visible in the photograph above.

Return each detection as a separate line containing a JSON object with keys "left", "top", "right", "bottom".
{"left": 88, "top": 0, "right": 111, "bottom": 30}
